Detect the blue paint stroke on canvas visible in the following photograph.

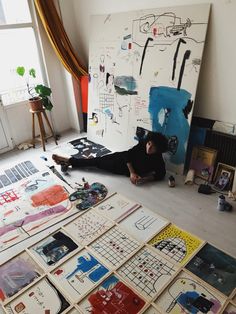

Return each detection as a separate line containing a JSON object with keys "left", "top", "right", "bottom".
{"left": 149, "top": 86, "right": 192, "bottom": 164}
{"left": 114, "top": 76, "right": 137, "bottom": 95}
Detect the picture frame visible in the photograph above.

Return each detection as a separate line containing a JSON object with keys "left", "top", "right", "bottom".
{"left": 189, "top": 146, "right": 218, "bottom": 182}
{"left": 213, "top": 162, "right": 235, "bottom": 191}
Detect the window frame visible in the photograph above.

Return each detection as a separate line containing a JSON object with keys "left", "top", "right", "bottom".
{"left": 0, "top": 0, "right": 48, "bottom": 107}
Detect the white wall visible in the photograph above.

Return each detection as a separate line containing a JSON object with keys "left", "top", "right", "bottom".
{"left": 64, "top": 0, "right": 236, "bottom": 125}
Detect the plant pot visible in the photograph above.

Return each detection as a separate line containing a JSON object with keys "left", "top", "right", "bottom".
{"left": 29, "top": 97, "right": 43, "bottom": 111}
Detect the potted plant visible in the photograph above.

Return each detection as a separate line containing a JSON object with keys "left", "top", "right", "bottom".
{"left": 16, "top": 66, "right": 53, "bottom": 111}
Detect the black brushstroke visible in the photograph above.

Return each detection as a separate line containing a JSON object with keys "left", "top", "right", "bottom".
{"left": 183, "top": 99, "right": 193, "bottom": 119}
{"left": 139, "top": 37, "right": 153, "bottom": 75}
{"left": 172, "top": 38, "right": 186, "bottom": 80}
{"left": 114, "top": 85, "right": 138, "bottom": 95}
{"left": 177, "top": 50, "right": 191, "bottom": 90}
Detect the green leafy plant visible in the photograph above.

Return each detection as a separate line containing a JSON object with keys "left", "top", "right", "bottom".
{"left": 16, "top": 66, "right": 53, "bottom": 111}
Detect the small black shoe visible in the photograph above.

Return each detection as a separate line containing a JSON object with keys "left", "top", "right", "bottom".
{"left": 168, "top": 175, "right": 175, "bottom": 187}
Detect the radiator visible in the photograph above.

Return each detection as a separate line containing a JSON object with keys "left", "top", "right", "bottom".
{"left": 205, "top": 130, "right": 236, "bottom": 167}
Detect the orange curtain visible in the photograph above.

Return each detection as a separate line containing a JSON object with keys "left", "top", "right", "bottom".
{"left": 34, "top": 0, "right": 88, "bottom": 80}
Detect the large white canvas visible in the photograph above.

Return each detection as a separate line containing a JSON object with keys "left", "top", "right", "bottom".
{"left": 88, "top": 4, "right": 210, "bottom": 173}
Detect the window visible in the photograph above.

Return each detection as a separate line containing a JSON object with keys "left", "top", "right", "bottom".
{"left": 0, "top": 0, "right": 44, "bottom": 105}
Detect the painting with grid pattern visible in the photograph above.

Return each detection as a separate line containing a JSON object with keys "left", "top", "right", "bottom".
{"left": 89, "top": 226, "right": 140, "bottom": 267}
{"left": 63, "top": 210, "right": 114, "bottom": 246}
{"left": 118, "top": 247, "right": 176, "bottom": 300}
{"left": 148, "top": 224, "right": 203, "bottom": 265}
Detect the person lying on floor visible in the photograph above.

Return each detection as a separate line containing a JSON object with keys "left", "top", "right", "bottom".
{"left": 52, "top": 132, "right": 168, "bottom": 185}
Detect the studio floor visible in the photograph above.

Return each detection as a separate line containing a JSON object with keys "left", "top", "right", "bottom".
{"left": 0, "top": 128, "right": 236, "bottom": 265}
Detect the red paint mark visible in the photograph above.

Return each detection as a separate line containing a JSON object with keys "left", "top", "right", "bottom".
{"left": 4, "top": 210, "right": 14, "bottom": 217}
{"left": 29, "top": 292, "right": 34, "bottom": 297}
{"left": 3, "top": 235, "right": 19, "bottom": 243}
{"left": 0, "top": 289, "right": 5, "bottom": 301}
{"left": 128, "top": 42, "right": 132, "bottom": 49}
{"left": 54, "top": 269, "right": 63, "bottom": 276}
{"left": 0, "top": 190, "right": 19, "bottom": 205}
{"left": 31, "top": 185, "right": 68, "bottom": 207}
{"left": 45, "top": 310, "right": 50, "bottom": 314}
{"left": 14, "top": 302, "right": 25, "bottom": 313}
{"left": 153, "top": 27, "right": 158, "bottom": 36}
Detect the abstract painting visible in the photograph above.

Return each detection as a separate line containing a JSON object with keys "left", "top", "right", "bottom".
{"left": 88, "top": 4, "right": 210, "bottom": 173}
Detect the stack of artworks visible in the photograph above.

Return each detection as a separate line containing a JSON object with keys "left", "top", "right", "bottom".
{"left": 1, "top": 192, "right": 235, "bottom": 313}
{"left": 87, "top": 4, "right": 211, "bottom": 174}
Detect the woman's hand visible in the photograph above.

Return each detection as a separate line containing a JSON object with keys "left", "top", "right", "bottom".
{"left": 130, "top": 172, "right": 141, "bottom": 184}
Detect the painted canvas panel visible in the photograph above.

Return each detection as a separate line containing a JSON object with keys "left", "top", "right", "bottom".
{"left": 119, "top": 206, "right": 169, "bottom": 242}
{"left": 29, "top": 230, "right": 80, "bottom": 269}
{"left": 63, "top": 210, "right": 114, "bottom": 246}
{"left": 94, "top": 193, "right": 140, "bottom": 222}
{"left": 88, "top": 4, "right": 210, "bottom": 173}
{"left": 185, "top": 243, "right": 236, "bottom": 296}
{"left": 223, "top": 303, "right": 236, "bottom": 314}
{"left": 50, "top": 250, "right": 109, "bottom": 302}
{"left": 155, "top": 270, "right": 226, "bottom": 313}
{"left": 148, "top": 224, "right": 203, "bottom": 265}
{"left": 5, "top": 277, "right": 70, "bottom": 314}
{"left": 89, "top": 226, "right": 141, "bottom": 268}
{"left": 0, "top": 170, "right": 76, "bottom": 251}
{"left": 78, "top": 274, "right": 146, "bottom": 313}
{"left": 0, "top": 252, "right": 43, "bottom": 302}
{"left": 118, "top": 247, "right": 176, "bottom": 300}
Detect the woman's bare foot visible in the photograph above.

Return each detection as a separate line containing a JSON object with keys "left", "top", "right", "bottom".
{"left": 52, "top": 154, "right": 70, "bottom": 165}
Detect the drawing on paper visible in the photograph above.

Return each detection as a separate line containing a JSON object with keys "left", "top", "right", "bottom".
{"left": 0, "top": 170, "right": 75, "bottom": 251}
{"left": 0, "top": 252, "right": 43, "bottom": 302}
{"left": 148, "top": 224, "right": 203, "bottom": 265}
{"left": 29, "top": 230, "right": 79, "bottom": 267}
{"left": 88, "top": 4, "right": 210, "bottom": 174}
{"left": 185, "top": 243, "right": 236, "bottom": 296}
{"left": 64, "top": 210, "right": 114, "bottom": 246}
{"left": 155, "top": 271, "right": 225, "bottom": 313}
{"left": 119, "top": 206, "right": 168, "bottom": 242}
{"left": 5, "top": 277, "right": 70, "bottom": 314}
{"left": 94, "top": 193, "right": 140, "bottom": 222}
{"left": 78, "top": 274, "right": 145, "bottom": 313}
{"left": 118, "top": 247, "right": 176, "bottom": 299}
{"left": 51, "top": 250, "right": 109, "bottom": 301}
{"left": 89, "top": 226, "right": 140, "bottom": 267}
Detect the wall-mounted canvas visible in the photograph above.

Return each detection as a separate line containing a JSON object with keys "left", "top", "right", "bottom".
{"left": 88, "top": 4, "right": 210, "bottom": 173}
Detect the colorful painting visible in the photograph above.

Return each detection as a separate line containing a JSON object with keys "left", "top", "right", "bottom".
{"left": 78, "top": 274, "right": 146, "bottom": 313}
{"left": 51, "top": 250, "right": 109, "bottom": 302}
{"left": 185, "top": 243, "right": 236, "bottom": 296}
{"left": 119, "top": 206, "right": 169, "bottom": 242}
{"left": 223, "top": 303, "right": 236, "bottom": 314}
{"left": 155, "top": 270, "right": 225, "bottom": 313}
{"left": 0, "top": 170, "right": 76, "bottom": 251}
{"left": 69, "top": 182, "right": 108, "bottom": 210}
{"left": 29, "top": 230, "right": 80, "bottom": 269}
{"left": 87, "top": 4, "right": 210, "bottom": 174}
{"left": 148, "top": 224, "right": 203, "bottom": 265}
{"left": 118, "top": 247, "right": 176, "bottom": 300}
{"left": 94, "top": 193, "right": 140, "bottom": 222}
{"left": 63, "top": 209, "right": 114, "bottom": 246}
{"left": 0, "top": 252, "right": 43, "bottom": 302}
{"left": 5, "top": 278, "right": 70, "bottom": 314}
{"left": 89, "top": 226, "right": 141, "bottom": 268}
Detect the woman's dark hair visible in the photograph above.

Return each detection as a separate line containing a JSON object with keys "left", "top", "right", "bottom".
{"left": 145, "top": 132, "right": 168, "bottom": 153}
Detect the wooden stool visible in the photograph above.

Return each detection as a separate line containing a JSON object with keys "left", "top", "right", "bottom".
{"left": 30, "top": 108, "right": 58, "bottom": 151}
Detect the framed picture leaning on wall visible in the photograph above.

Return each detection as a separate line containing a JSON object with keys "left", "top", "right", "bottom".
{"left": 189, "top": 146, "right": 218, "bottom": 182}
{"left": 213, "top": 163, "right": 235, "bottom": 192}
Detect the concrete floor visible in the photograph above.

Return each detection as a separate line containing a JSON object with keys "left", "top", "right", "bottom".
{"left": 1, "top": 129, "right": 236, "bottom": 265}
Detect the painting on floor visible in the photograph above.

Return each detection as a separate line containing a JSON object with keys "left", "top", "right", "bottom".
{"left": 155, "top": 270, "right": 226, "bottom": 313}
{"left": 0, "top": 170, "right": 76, "bottom": 251}
{"left": 78, "top": 274, "right": 146, "bottom": 313}
{"left": 185, "top": 243, "right": 236, "bottom": 296}
{"left": 87, "top": 4, "right": 210, "bottom": 173}
{"left": 148, "top": 224, "right": 203, "bottom": 265}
